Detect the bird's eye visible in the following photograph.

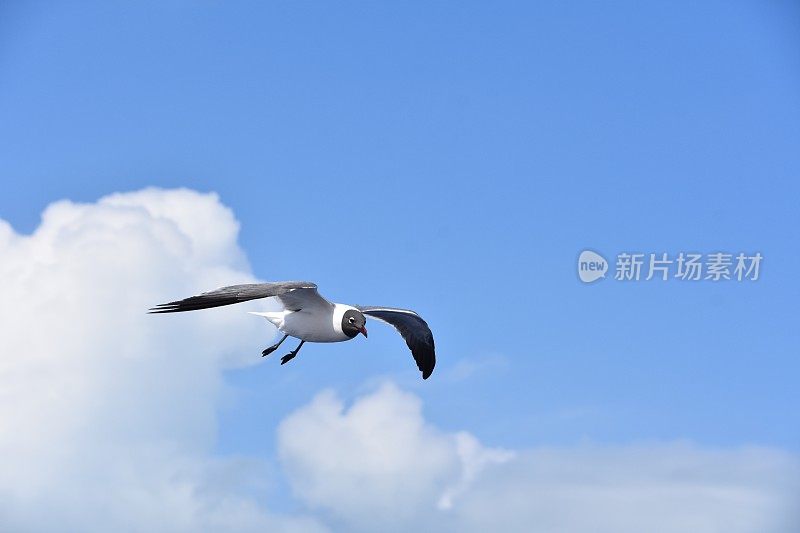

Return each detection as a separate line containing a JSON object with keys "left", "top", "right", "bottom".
{"left": 349, "top": 317, "right": 355, "bottom": 323}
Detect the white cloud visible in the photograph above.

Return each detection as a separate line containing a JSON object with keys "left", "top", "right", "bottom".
{"left": 0, "top": 188, "right": 323, "bottom": 532}
{"left": 278, "top": 384, "right": 800, "bottom": 533}
{"left": 1, "top": 187, "right": 796, "bottom": 533}
{"left": 278, "top": 382, "right": 512, "bottom": 531}
{"left": 451, "top": 444, "right": 799, "bottom": 533}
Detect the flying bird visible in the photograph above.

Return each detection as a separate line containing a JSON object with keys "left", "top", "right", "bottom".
{"left": 149, "top": 281, "right": 436, "bottom": 379}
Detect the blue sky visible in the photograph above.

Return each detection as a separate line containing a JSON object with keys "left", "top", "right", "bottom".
{"left": 1, "top": 2, "right": 799, "bottom": 529}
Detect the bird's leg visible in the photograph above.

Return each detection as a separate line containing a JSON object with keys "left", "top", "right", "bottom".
{"left": 262, "top": 334, "right": 289, "bottom": 357}
{"left": 280, "top": 340, "right": 306, "bottom": 365}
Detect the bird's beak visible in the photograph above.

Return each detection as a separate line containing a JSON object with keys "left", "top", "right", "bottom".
{"left": 359, "top": 326, "right": 368, "bottom": 338}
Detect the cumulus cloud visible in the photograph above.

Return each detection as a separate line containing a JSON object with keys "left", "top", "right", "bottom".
{"left": 0, "top": 188, "right": 322, "bottom": 532}
{"left": 278, "top": 383, "right": 513, "bottom": 531}
{"left": 1, "top": 187, "right": 796, "bottom": 533}
{"left": 279, "top": 384, "right": 799, "bottom": 533}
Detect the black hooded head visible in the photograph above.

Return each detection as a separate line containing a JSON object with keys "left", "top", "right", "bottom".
{"left": 341, "top": 309, "right": 367, "bottom": 338}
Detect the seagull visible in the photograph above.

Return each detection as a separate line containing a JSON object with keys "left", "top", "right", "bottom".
{"left": 149, "top": 281, "right": 436, "bottom": 379}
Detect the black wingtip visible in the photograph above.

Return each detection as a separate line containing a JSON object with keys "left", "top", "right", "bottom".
{"left": 147, "top": 303, "right": 180, "bottom": 314}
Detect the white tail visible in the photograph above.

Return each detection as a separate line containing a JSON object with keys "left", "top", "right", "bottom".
{"left": 248, "top": 311, "right": 285, "bottom": 328}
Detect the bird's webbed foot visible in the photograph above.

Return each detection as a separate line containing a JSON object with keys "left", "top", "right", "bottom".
{"left": 262, "top": 346, "right": 278, "bottom": 357}
{"left": 280, "top": 340, "right": 305, "bottom": 365}
{"left": 262, "top": 334, "right": 289, "bottom": 357}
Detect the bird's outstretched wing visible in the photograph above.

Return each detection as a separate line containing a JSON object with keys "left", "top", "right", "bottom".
{"left": 357, "top": 306, "right": 436, "bottom": 379}
{"left": 149, "top": 281, "right": 330, "bottom": 313}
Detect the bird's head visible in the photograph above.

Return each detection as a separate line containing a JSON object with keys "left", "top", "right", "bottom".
{"left": 342, "top": 309, "right": 368, "bottom": 338}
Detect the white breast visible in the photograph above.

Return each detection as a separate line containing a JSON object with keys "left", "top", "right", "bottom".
{"left": 256, "top": 303, "right": 357, "bottom": 343}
